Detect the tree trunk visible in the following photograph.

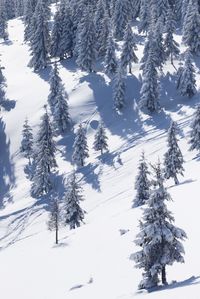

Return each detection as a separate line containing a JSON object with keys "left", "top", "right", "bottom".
{"left": 161, "top": 266, "right": 167, "bottom": 285}
{"left": 174, "top": 175, "right": 179, "bottom": 185}
{"left": 55, "top": 226, "right": 58, "bottom": 244}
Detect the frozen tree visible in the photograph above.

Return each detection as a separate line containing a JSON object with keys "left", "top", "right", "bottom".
{"left": 164, "top": 7, "right": 180, "bottom": 65}
{"left": 133, "top": 152, "right": 151, "bottom": 208}
{"left": 48, "top": 63, "right": 62, "bottom": 112}
{"left": 5, "top": 0, "right": 15, "bottom": 19}
{"left": 53, "top": 84, "right": 71, "bottom": 134}
{"left": 155, "top": 0, "right": 169, "bottom": 23}
{"left": 133, "top": 161, "right": 187, "bottom": 290}
{"left": 0, "top": 0, "right": 8, "bottom": 40}
{"left": 112, "top": 64, "right": 126, "bottom": 112}
{"left": 182, "top": 0, "right": 200, "bottom": 54}
{"left": 50, "top": 8, "right": 63, "bottom": 58}
{"left": 93, "top": 122, "right": 108, "bottom": 155}
{"left": 189, "top": 105, "right": 200, "bottom": 154}
{"left": 154, "top": 16, "right": 166, "bottom": 70}
{"left": 76, "top": 6, "right": 96, "bottom": 72}
{"left": 31, "top": 108, "right": 57, "bottom": 197}
{"left": 0, "top": 65, "right": 6, "bottom": 105}
{"left": 20, "top": 118, "right": 33, "bottom": 163}
{"left": 138, "top": 0, "right": 150, "bottom": 33}
{"left": 63, "top": 173, "right": 85, "bottom": 229}
{"left": 112, "top": 0, "right": 128, "bottom": 40}
{"left": 164, "top": 121, "right": 184, "bottom": 185}
{"left": 121, "top": 22, "right": 138, "bottom": 74}
{"left": 72, "top": 124, "right": 89, "bottom": 167}
{"left": 24, "top": 0, "right": 37, "bottom": 42}
{"left": 139, "top": 49, "right": 160, "bottom": 112}
{"left": 48, "top": 196, "right": 62, "bottom": 244}
{"left": 104, "top": 32, "right": 117, "bottom": 76}
{"left": 140, "top": 29, "right": 155, "bottom": 73}
{"left": 29, "top": 0, "right": 50, "bottom": 71}
{"left": 15, "top": 0, "right": 24, "bottom": 17}
{"left": 177, "top": 51, "right": 196, "bottom": 98}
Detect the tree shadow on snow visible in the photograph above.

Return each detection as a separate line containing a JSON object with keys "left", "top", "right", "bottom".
{"left": 1, "top": 99, "right": 16, "bottom": 111}
{"left": 77, "top": 163, "right": 102, "bottom": 192}
{"left": 0, "top": 118, "right": 15, "bottom": 208}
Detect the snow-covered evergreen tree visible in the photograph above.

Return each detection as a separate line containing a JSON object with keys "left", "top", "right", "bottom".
{"left": 15, "top": 0, "right": 24, "bottom": 17}
{"left": 28, "top": 0, "right": 50, "bottom": 71}
{"left": 104, "top": 31, "right": 117, "bottom": 76}
{"left": 182, "top": 0, "right": 200, "bottom": 54}
{"left": 72, "top": 124, "right": 89, "bottom": 167}
{"left": 48, "top": 196, "right": 61, "bottom": 244}
{"left": 189, "top": 105, "right": 200, "bottom": 154}
{"left": 133, "top": 161, "right": 187, "bottom": 289}
{"left": 177, "top": 51, "right": 196, "bottom": 98}
{"left": 93, "top": 122, "right": 108, "bottom": 155}
{"left": 24, "top": 0, "right": 37, "bottom": 42}
{"left": 63, "top": 173, "right": 85, "bottom": 229}
{"left": 138, "top": 0, "right": 150, "bottom": 33}
{"left": 50, "top": 8, "right": 63, "bottom": 58}
{"left": 5, "top": 0, "right": 15, "bottom": 19}
{"left": 31, "top": 107, "right": 57, "bottom": 197}
{"left": 121, "top": 22, "right": 138, "bottom": 74}
{"left": 133, "top": 152, "right": 151, "bottom": 208}
{"left": 48, "top": 63, "right": 62, "bottom": 112}
{"left": 164, "top": 121, "right": 184, "bottom": 185}
{"left": 112, "top": 0, "right": 128, "bottom": 40}
{"left": 20, "top": 118, "right": 33, "bottom": 162}
{"left": 112, "top": 64, "right": 126, "bottom": 112}
{"left": 53, "top": 84, "right": 71, "bottom": 134}
{"left": 164, "top": 7, "right": 179, "bottom": 65}
{"left": 139, "top": 49, "right": 160, "bottom": 112}
{"left": 75, "top": 6, "right": 96, "bottom": 72}
{"left": 0, "top": 64, "right": 6, "bottom": 105}
{"left": 154, "top": 16, "right": 166, "bottom": 70}
{"left": 0, "top": 0, "right": 8, "bottom": 40}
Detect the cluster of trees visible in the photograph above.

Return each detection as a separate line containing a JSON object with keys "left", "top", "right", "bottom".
{"left": 132, "top": 110, "right": 200, "bottom": 289}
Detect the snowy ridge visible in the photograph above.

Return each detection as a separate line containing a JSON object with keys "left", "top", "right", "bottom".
{"left": 0, "top": 13, "right": 200, "bottom": 299}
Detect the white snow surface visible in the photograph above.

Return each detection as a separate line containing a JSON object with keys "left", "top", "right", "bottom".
{"left": 0, "top": 16, "right": 200, "bottom": 299}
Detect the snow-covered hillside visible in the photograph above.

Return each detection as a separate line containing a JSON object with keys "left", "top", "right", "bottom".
{"left": 0, "top": 13, "right": 200, "bottom": 299}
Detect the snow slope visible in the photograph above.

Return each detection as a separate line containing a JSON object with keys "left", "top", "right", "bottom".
{"left": 0, "top": 16, "right": 200, "bottom": 299}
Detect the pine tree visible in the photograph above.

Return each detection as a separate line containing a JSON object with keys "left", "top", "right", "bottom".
{"left": 50, "top": 8, "right": 63, "bottom": 58}
{"left": 189, "top": 105, "right": 200, "bottom": 154}
{"left": 31, "top": 107, "right": 57, "bottom": 197}
{"left": 138, "top": 0, "right": 150, "bottom": 34}
{"left": 20, "top": 118, "right": 33, "bottom": 162}
{"left": 48, "top": 63, "right": 62, "bottom": 112}
{"left": 121, "top": 22, "right": 138, "bottom": 74}
{"left": 63, "top": 173, "right": 85, "bottom": 229}
{"left": 93, "top": 122, "right": 108, "bottom": 155}
{"left": 72, "top": 124, "right": 89, "bottom": 167}
{"left": 28, "top": 0, "right": 50, "bottom": 71}
{"left": 76, "top": 6, "right": 96, "bottom": 72}
{"left": 182, "top": 0, "right": 200, "bottom": 54}
{"left": 53, "top": 84, "right": 71, "bottom": 134}
{"left": 164, "top": 7, "right": 180, "bottom": 65}
{"left": 48, "top": 196, "right": 61, "bottom": 244}
{"left": 133, "top": 152, "right": 151, "bottom": 207}
{"left": 154, "top": 16, "right": 166, "bottom": 70}
{"left": 15, "top": 0, "right": 24, "bottom": 17}
{"left": 112, "top": 0, "right": 128, "bottom": 40}
{"left": 133, "top": 161, "right": 187, "bottom": 290}
{"left": 4, "top": 0, "right": 15, "bottom": 19}
{"left": 0, "top": 0, "right": 8, "bottom": 40}
{"left": 0, "top": 65, "right": 6, "bottom": 105}
{"left": 104, "top": 31, "right": 117, "bottom": 76}
{"left": 112, "top": 64, "right": 126, "bottom": 112}
{"left": 164, "top": 121, "right": 184, "bottom": 185}
{"left": 24, "top": 0, "right": 37, "bottom": 42}
{"left": 139, "top": 49, "right": 160, "bottom": 112}
{"left": 177, "top": 51, "right": 196, "bottom": 98}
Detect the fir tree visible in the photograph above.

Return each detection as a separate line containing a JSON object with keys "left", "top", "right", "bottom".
{"left": 189, "top": 105, "right": 200, "bottom": 154}
{"left": 139, "top": 49, "right": 160, "bottom": 112}
{"left": 31, "top": 107, "right": 57, "bottom": 197}
{"left": 24, "top": 0, "right": 37, "bottom": 42}
{"left": 104, "top": 31, "right": 117, "bottom": 76}
{"left": 154, "top": 16, "right": 166, "bottom": 70}
{"left": 28, "top": 0, "right": 50, "bottom": 71}
{"left": 112, "top": 64, "right": 126, "bottom": 112}
{"left": 76, "top": 6, "right": 96, "bottom": 72}
{"left": 20, "top": 118, "right": 33, "bottom": 163}
{"left": 112, "top": 0, "right": 128, "bottom": 40}
{"left": 177, "top": 51, "right": 196, "bottom": 98}
{"left": 164, "top": 7, "right": 180, "bottom": 65}
{"left": 48, "top": 196, "right": 61, "bottom": 244}
{"left": 133, "top": 161, "right": 187, "bottom": 290}
{"left": 63, "top": 173, "right": 85, "bottom": 229}
{"left": 50, "top": 8, "right": 63, "bottom": 58}
{"left": 164, "top": 121, "right": 184, "bottom": 185}
{"left": 48, "top": 63, "right": 62, "bottom": 112}
{"left": 72, "top": 123, "right": 89, "bottom": 167}
{"left": 0, "top": 0, "right": 8, "bottom": 40}
{"left": 5, "top": 0, "right": 15, "bottom": 19}
{"left": 133, "top": 152, "right": 151, "bottom": 208}
{"left": 93, "top": 122, "right": 108, "bottom": 155}
{"left": 53, "top": 84, "right": 71, "bottom": 134}
{"left": 121, "top": 22, "right": 138, "bottom": 74}
{"left": 182, "top": 0, "right": 200, "bottom": 54}
{"left": 15, "top": 0, "right": 24, "bottom": 17}
{"left": 138, "top": 0, "right": 150, "bottom": 34}
{"left": 0, "top": 65, "right": 6, "bottom": 105}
